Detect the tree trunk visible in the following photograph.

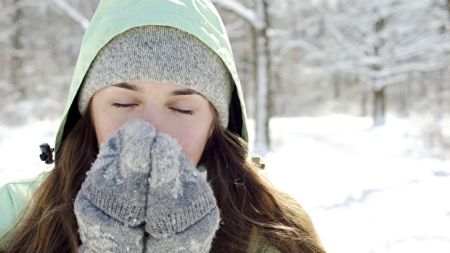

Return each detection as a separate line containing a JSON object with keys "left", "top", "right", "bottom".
{"left": 253, "top": 0, "right": 271, "bottom": 155}
{"left": 373, "top": 83, "right": 386, "bottom": 126}
{"left": 400, "top": 74, "right": 410, "bottom": 117}
{"left": 360, "top": 76, "right": 369, "bottom": 117}
{"left": 447, "top": 0, "right": 450, "bottom": 14}
{"left": 361, "top": 92, "right": 368, "bottom": 117}
{"left": 10, "top": 0, "right": 25, "bottom": 97}
{"left": 435, "top": 70, "right": 443, "bottom": 124}
{"left": 333, "top": 72, "right": 341, "bottom": 99}
{"left": 371, "top": 16, "right": 386, "bottom": 126}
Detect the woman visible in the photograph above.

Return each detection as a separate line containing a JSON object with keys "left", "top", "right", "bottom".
{"left": 0, "top": 0, "right": 326, "bottom": 252}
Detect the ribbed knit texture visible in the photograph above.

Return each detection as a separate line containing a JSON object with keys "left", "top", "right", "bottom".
{"left": 77, "top": 25, "right": 233, "bottom": 128}
{"left": 74, "top": 119, "right": 220, "bottom": 253}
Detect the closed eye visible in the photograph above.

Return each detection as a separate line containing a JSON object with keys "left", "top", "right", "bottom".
{"left": 112, "top": 103, "right": 137, "bottom": 108}
{"left": 170, "top": 107, "right": 194, "bottom": 115}
{"left": 112, "top": 103, "right": 193, "bottom": 115}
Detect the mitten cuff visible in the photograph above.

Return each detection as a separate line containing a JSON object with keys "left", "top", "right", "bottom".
{"left": 145, "top": 193, "right": 218, "bottom": 237}
{"left": 81, "top": 181, "right": 146, "bottom": 226}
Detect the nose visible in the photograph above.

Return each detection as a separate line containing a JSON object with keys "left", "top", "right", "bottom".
{"left": 138, "top": 104, "right": 162, "bottom": 132}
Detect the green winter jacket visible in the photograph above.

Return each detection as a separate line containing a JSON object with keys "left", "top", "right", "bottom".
{"left": 0, "top": 0, "right": 280, "bottom": 252}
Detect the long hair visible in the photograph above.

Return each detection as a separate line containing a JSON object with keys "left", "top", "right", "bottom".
{"left": 0, "top": 102, "right": 325, "bottom": 253}
{"left": 0, "top": 102, "right": 98, "bottom": 253}
{"left": 202, "top": 115, "right": 325, "bottom": 253}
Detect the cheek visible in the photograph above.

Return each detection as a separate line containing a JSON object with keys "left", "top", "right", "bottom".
{"left": 96, "top": 122, "right": 123, "bottom": 145}
{"left": 169, "top": 125, "right": 210, "bottom": 166}
{"left": 93, "top": 107, "right": 128, "bottom": 145}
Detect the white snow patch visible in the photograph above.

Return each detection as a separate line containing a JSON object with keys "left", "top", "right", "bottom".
{"left": 0, "top": 119, "right": 57, "bottom": 186}
{"left": 248, "top": 115, "right": 450, "bottom": 253}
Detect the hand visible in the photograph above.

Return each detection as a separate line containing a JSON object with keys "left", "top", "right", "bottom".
{"left": 144, "top": 131, "right": 221, "bottom": 253}
{"left": 74, "top": 119, "right": 156, "bottom": 252}
{"left": 74, "top": 118, "right": 220, "bottom": 253}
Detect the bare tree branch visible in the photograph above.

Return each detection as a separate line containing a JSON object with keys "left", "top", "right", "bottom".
{"left": 52, "top": 0, "right": 89, "bottom": 30}
{"left": 212, "top": 0, "right": 264, "bottom": 30}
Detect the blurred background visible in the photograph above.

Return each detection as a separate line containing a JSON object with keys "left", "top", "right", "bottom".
{"left": 1, "top": 0, "right": 449, "bottom": 252}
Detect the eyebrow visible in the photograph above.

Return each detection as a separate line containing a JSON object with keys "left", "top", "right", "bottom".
{"left": 113, "top": 82, "right": 200, "bottom": 96}
{"left": 113, "top": 82, "right": 138, "bottom": 91}
{"left": 170, "top": 88, "right": 200, "bottom": 96}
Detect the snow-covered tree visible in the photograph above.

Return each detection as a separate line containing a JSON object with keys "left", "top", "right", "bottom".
{"left": 0, "top": 0, "right": 97, "bottom": 124}
{"left": 319, "top": 0, "right": 450, "bottom": 126}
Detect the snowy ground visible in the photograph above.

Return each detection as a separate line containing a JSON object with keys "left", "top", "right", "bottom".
{"left": 250, "top": 116, "right": 450, "bottom": 253}
{"left": 0, "top": 119, "right": 57, "bottom": 186}
{"left": 1, "top": 115, "right": 450, "bottom": 253}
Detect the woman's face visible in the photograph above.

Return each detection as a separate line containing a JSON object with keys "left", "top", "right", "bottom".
{"left": 91, "top": 80, "right": 215, "bottom": 166}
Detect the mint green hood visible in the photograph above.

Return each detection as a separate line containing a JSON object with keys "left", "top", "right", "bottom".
{"left": 54, "top": 0, "right": 248, "bottom": 154}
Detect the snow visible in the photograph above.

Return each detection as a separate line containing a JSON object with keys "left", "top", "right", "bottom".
{"left": 0, "top": 119, "right": 57, "bottom": 186}
{"left": 1, "top": 115, "right": 450, "bottom": 252}
{"left": 248, "top": 115, "right": 450, "bottom": 253}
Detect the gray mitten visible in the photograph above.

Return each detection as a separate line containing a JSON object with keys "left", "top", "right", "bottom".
{"left": 74, "top": 119, "right": 156, "bottom": 253}
{"left": 144, "top": 132, "right": 221, "bottom": 253}
{"left": 74, "top": 118, "right": 221, "bottom": 253}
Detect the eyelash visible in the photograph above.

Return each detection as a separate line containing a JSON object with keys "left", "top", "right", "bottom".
{"left": 171, "top": 107, "right": 194, "bottom": 115}
{"left": 112, "top": 103, "right": 135, "bottom": 108}
{"left": 111, "top": 103, "right": 194, "bottom": 115}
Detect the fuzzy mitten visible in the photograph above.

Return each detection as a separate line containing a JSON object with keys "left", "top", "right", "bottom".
{"left": 74, "top": 119, "right": 156, "bottom": 252}
{"left": 74, "top": 119, "right": 220, "bottom": 253}
{"left": 144, "top": 131, "right": 220, "bottom": 253}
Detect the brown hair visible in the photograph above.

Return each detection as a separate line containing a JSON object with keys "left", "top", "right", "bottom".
{"left": 1, "top": 102, "right": 326, "bottom": 253}
{"left": 0, "top": 103, "right": 98, "bottom": 253}
{"left": 203, "top": 115, "right": 325, "bottom": 253}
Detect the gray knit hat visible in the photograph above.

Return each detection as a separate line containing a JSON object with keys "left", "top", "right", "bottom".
{"left": 77, "top": 25, "right": 233, "bottom": 128}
